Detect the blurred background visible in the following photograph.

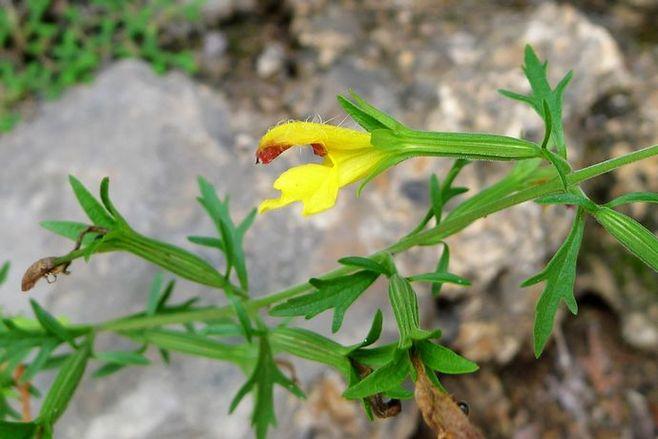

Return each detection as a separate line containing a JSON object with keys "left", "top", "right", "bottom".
{"left": 1, "top": 0, "right": 657, "bottom": 437}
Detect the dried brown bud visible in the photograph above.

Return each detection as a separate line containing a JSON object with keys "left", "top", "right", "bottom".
{"left": 21, "top": 257, "right": 68, "bottom": 292}
{"left": 411, "top": 355, "right": 483, "bottom": 439}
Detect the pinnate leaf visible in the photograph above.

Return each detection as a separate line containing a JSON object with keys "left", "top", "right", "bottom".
{"left": 270, "top": 271, "right": 380, "bottom": 333}
{"left": 522, "top": 208, "right": 586, "bottom": 357}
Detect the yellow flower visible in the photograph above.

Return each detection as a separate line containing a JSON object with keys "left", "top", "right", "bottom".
{"left": 256, "top": 121, "right": 387, "bottom": 215}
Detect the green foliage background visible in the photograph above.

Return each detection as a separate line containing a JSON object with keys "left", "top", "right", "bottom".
{"left": 0, "top": 0, "right": 204, "bottom": 132}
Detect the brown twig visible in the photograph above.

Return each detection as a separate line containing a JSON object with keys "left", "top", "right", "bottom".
{"left": 12, "top": 364, "right": 32, "bottom": 422}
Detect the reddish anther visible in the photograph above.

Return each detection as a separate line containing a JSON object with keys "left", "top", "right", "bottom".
{"left": 311, "top": 143, "right": 327, "bottom": 157}
{"left": 256, "top": 144, "right": 291, "bottom": 164}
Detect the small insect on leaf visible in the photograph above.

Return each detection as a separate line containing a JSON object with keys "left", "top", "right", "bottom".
{"left": 21, "top": 257, "right": 68, "bottom": 292}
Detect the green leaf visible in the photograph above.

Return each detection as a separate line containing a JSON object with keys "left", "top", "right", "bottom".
{"left": 92, "top": 362, "right": 126, "bottom": 378}
{"left": 40, "top": 221, "right": 99, "bottom": 245}
{"left": 95, "top": 351, "right": 150, "bottom": 365}
{"left": 197, "top": 177, "right": 252, "bottom": 291}
{"left": 382, "top": 386, "right": 415, "bottom": 400}
{"left": 337, "top": 91, "right": 405, "bottom": 132}
{"left": 522, "top": 208, "right": 586, "bottom": 357}
{"left": 225, "top": 285, "right": 254, "bottom": 342}
{"left": 0, "top": 421, "right": 38, "bottom": 439}
{"left": 416, "top": 340, "right": 478, "bottom": 374}
{"left": 68, "top": 175, "right": 115, "bottom": 227}
{"left": 230, "top": 336, "right": 304, "bottom": 439}
{"left": 499, "top": 45, "right": 573, "bottom": 158}
{"left": 131, "top": 329, "right": 254, "bottom": 366}
{"left": 406, "top": 272, "right": 471, "bottom": 286}
{"left": 605, "top": 192, "right": 658, "bottom": 208}
{"left": 188, "top": 236, "right": 225, "bottom": 250}
{"left": 541, "top": 148, "right": 571, "bottom": 190}
{"left": 432, "top": 244, "right": 450, "bottom": 296}
{"left": 236, "top": 208, "right": 257, "bottom": 244}
{"left": 20, "top": 338, "right": 60, "bottom": 383}
{"left": 146, "top": 272, "right": 164, "bottom": 316}
{"left": 593, "top": 207, "right": 658, "bottom": 272}
{"left": 39, "top": 339, "right": 91, "bottom": 424}
{"left": 429, "top": 174, "right": 443, "bottom": 221}
{"left": 0, "top": 261, "right": 8, "bottom": 285}
{"left": 337, "top": 256, "right": 389, "bottom": 275}
{"left": 99, "top": 177, "right": 127, "bottom": 224}
{"left": 359, "top": 309, "right": 384, "bottom": 348}
{"left": 388, "top": 275, "right": 436, "bottom": 348}
{"left": 270, "top": 271, "right": 379, "bottom": 333}
{"left": 337, "top": 96, "right": 388, "bottom": 132}
{"left": 343, "top": 348, "right": 412, "bottom": 399}
{"left": 146, "top": 275, "right": 175, "bottom": 316}
{"left": 29, "top": 299, "right": 76, "bottom": 348}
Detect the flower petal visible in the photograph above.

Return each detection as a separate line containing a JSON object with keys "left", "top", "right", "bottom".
{"left": 259, "top": 163, "right": 340, "bottom": 215}
{"left": 258, "top": 122, "right": 371, "bottom": 153}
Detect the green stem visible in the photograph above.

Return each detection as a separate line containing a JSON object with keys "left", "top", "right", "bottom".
{"left": 92, "top": 144, "right": 657, "bottom": 332}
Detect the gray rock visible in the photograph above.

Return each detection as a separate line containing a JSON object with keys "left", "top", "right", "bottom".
{"left": 200, "top": 31, "right": 229, "bottom": 77}
{"left": 200, "top": 0, "right": 257, "bottom": 24}
{"left": 256, "top": 43, "right": 287, "bottom": 78}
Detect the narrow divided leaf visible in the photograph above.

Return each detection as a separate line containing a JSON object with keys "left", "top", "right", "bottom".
{"left": 407, "top": 272, "right": 471, "bottom": 286}
{"left": 522, "top": 208, "right": 586, "bottom": 357}
{"left": 337, "top": 256, "right": 389, "bottom": 275}
{"left": 146, "top": 272, "right": 164, "bottom": 316}
{"left": 230, "top": 336, "right": 304, "bottom": 439}
{"left": 499, "top": 45, "right": 573, "bottom": 158}
{"left": 92, "top": 362, "right": 126, "bottom": 378}
{"left": 40, "top": 221, "right": 99, "bottom": 245}
{"left": 68, "top": 175, "right": 115, "bottom": 227}
{"left": 95, "top": 351, "right": 150, "bottom": 366}
{"left": 188, "top": 236, "right": 225, "bottom": 251}
{"left": 197, "top": 177, "right": 252, "bottom": 291}
{"left": 432, "top": 244, "right": 450, "bottom": 296}
{"left": 337, "top": 91, "right": 405, "bottom": 132}
{"left": 605, "top": 192, "right": 658, "bottom": 208}
{"left": 429, "top": 174, "right": 443, "bottom": 221}
{"left": 99, "top": 177, "right": 127, "bottom": 224}
{"left": 270, "top": 271, "right": 380, "bottom": 333}
{"left": 29, "top": 299, "right": 76, "bottom": 348}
